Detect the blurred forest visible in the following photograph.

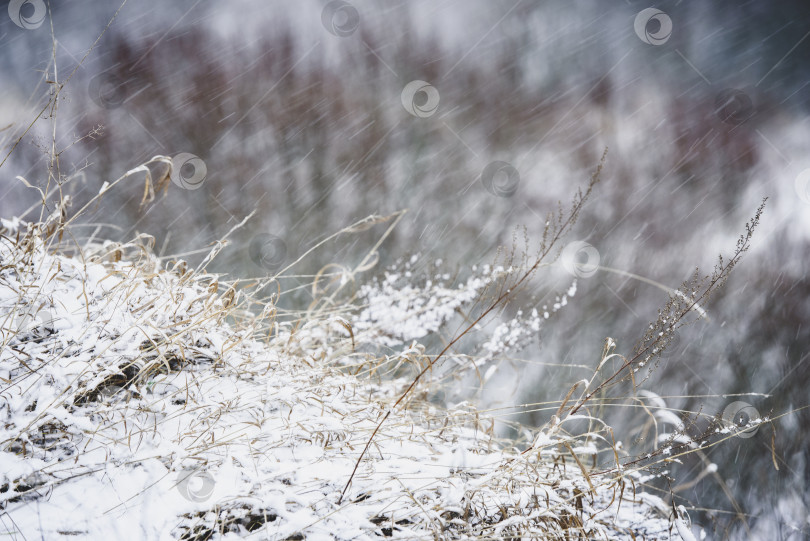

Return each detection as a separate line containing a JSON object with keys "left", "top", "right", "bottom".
{"left": 1, "top": 0, "right": 808, "bottom": 538}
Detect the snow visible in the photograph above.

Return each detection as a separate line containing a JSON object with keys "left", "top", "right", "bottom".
{"left": 0, "top": 219, "right": 694, "bottom": 539}
{"left": 352, "top": 265, "right": 486, "bottom": 347}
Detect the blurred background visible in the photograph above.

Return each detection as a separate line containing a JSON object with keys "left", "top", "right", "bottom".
{"left": 1, "top": 0, "right": 808, "bottom": 538}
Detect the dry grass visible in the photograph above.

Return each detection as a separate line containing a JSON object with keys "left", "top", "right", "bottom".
{"left": 0, "top": 11, "right": 788, "bottom": 536}
{"left": 0, "top": 151, "right": 779, "bottom": 540}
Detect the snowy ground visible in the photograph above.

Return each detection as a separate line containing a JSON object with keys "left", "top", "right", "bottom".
{"left": 0, "top": 217, "right": 696, "bottom": 539}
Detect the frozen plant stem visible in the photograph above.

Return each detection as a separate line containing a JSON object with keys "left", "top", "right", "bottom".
{"left": 0, "top": 1, "right": 127, "bottom": 174}
{"left": 339, "top": 149, "right": 608, "bottom": 502}
{"left": 565, "top": 199, "right": 766, "bottom": 420}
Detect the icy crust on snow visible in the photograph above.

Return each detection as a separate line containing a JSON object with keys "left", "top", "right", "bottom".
{"left": 0, "top": 224, "right": 687, "bottom": 539}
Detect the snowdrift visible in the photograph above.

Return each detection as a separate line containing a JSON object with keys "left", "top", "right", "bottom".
{"left": 0, "top": 216, "right": 692, "bottom": 539}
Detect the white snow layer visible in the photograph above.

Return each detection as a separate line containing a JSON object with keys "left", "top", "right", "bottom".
{"left": 0, "top": 222, "right": 692, "bottom": 539}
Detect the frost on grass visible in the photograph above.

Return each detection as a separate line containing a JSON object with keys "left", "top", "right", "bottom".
{"left": 0, "top": 217, "right": 694, "bottom": 540}
{"left": 352, "top": 257, "right": 488, "bottom": 347}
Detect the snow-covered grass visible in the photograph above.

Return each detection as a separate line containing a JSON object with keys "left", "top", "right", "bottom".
{"left": 1, "top": 164, "right": 772, "bottom": 539}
